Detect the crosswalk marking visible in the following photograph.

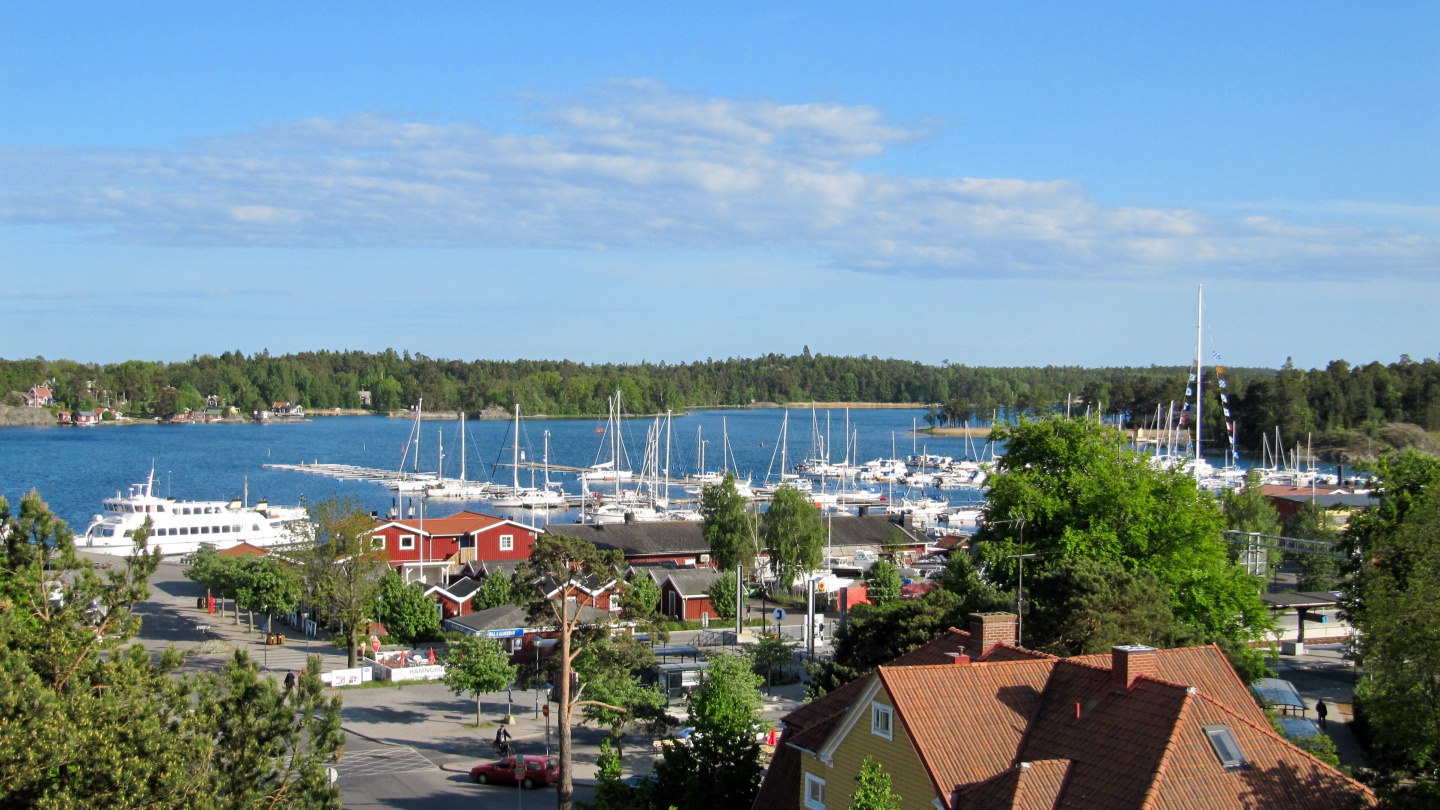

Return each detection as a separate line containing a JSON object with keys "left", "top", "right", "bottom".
{"left": 336, "top": 746, "right": 436, "bottom": 778}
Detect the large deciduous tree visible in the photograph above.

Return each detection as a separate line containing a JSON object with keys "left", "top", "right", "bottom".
{"left": 762, "top": 486, "right": 825, "bottom": 592}
{"left": 653, "top": 652, "right": 765, "bottom": 810}
{"left": 1348, "top": 451, "right": 1440, "bottom": 803}
{"left": 1023, "top": 556, "right": 1197, "bottom": 656}
{"left": 702, "top": 474, "right": 754, "bottom": 571}
{"left": 977, "top": 417, "right": 1270, "bottom": 655}
{"left": 296, "top": 496, "right": 389, "bottom": 667}
{"left": 375, "top": 570, "right": 440, "bottom": 645}
{"left": 442, "top": 634, "right": 517, "bottom": 726}
{"left": 235, "top": 556, "right": 301, "bottom": 635}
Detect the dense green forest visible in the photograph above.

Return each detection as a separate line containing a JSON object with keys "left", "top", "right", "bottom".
{"left": 3, "top": 350, "right": 1438, "bottom": 454}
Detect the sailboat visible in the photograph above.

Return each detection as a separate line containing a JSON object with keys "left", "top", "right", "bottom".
{"left": 426, "top": 411, "right": 494, "bottom": 500}
{"left": 388, "top": 399, "right": 439, "bottom": 492}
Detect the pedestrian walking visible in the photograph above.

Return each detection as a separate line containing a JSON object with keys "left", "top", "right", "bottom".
{"left": 1316, "top": 699, "right": 1329, "bottom": 729}
{"left": 284, "top": 670, "right": 296, "bottom": 690}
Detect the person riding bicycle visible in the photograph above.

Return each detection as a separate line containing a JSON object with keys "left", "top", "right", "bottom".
{"left": 493, "top": 724, "right": 513, "bottom": 756}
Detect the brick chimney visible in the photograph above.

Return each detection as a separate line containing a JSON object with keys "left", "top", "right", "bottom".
{"left": 966, "top": 612, "right": 1018, "bottom": 659}
{"left": 1111, "top": 645, "right": 1158, "bottom": 691}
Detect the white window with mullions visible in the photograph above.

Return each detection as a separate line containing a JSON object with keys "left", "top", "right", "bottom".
{"left": 398, "top": 534, "right": 416, "bottom": 550}
{"left": 871, "top": 702, "right": 893, "bottom": 740}
{"left": 804, "top": 773, "right": 826, "bottom": 810}
{"left": 500, "top": 534, "right": 514, "bottom": 551}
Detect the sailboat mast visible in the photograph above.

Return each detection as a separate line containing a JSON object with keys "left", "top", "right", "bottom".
{"left": 460, "top": 412, "right": 467, "bottom": 482}
{"left": 1195, "top": 285, "right": 1203, "bottom": 474}
{"left": 438, "top": 429, "right": 443, "bottom": 480}
{"left": 415, "top": 398, "right": 423, "bottom": 473}
{"left": 665, "top": 409, "right": 672, "bottom": 502}
{"left": 512, "top": 404, "right": 520, "bottom": 491}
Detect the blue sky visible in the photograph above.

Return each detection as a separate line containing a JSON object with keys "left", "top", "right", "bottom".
{"left": 1, "top": 2, "right": 1436, "bottom": 368}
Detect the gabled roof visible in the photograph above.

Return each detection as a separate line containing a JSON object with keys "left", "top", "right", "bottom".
{"left": 881, "top": 660, "right": 1055, "bottom": 795}
{"left": 426, "top": 577, "right": 483, "bottom": 603}
{"left": 545, "top": 521, "right": 710, "bottom": 555}
{"left": 756, "top": 633, "right": 1374, "bottom": 810}
{"left": 664, "top": 568, "right": 724, "bottom": 598}
{"left": 823, "top": 515, "right": 929, "bottom": 549}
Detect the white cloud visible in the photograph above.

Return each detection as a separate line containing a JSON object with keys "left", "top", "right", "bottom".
{"left": 0, "top": 81, "right": 1435, "bottom": 279}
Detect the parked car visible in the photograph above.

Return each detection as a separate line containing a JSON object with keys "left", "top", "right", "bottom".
{"left": 470, "top": 755, "right": 560, "bottom": 789}
{"left": 622, "top": 774, "right": 659, "bottom": 790}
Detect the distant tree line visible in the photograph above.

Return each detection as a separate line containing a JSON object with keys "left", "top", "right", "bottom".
{"left": 3, "top": 351, "right": 1437, "bottom": 451}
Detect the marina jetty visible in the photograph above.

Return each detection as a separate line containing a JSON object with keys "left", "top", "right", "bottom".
{"left": 924, "top": 425, "right": 1193, "bottom": 444}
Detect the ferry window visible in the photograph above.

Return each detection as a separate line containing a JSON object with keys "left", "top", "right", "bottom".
{"left": 252, "top": 525, "right": 259, "bottom": 531}
{"left": 123, "top": 530, "right": 133, "bottom": 538}
{"left": 500, "top": 534, "right": 514, "bottom": 551}
{"left": 184, "top": 508, "right": 191, "bottom": 515}
{"left": 203, "top": 526, "right": 211, "bottom": 534}
{"left": 233, "top": 525, "right": 240, "bottom": 532}
{"left": 157, "top": 505, "right": 165, "bottom": 512}
{"left": 399, "top": 534, "right": 415, "bottom": 550}
{"left": 179, "top": 527, "right": 187, "bottom": 535}
{"left": 222, "top": 525, "right": 230, "bottom": 533}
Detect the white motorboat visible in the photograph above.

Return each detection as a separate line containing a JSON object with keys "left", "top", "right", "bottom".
{"left": 81, "top": 469, "right": 308, "bottom": 556}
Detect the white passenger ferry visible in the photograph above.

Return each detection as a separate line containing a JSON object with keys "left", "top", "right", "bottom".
{"left": 81, "top": 470, "right": 309, "bottom": 556}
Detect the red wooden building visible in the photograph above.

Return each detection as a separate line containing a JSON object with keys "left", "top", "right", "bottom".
{"left": 370, "top": 510, "right": 538, "bottom": 584}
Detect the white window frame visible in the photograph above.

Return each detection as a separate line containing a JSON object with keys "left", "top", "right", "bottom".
{"left": 499, "top": 534, "right": 514, "bottom": 551}
{"left": 609, "top": 594, "right": 620, "bottom": 611}
{"left": 871, "top": 702, "right": 894, "bottom": 740}
{"left": 804, "top": 773, "right": 826, "bottom": 810}
{"left": 370, "top": 534, "right": 387, "bottom": 551}
{"left": 398, "top": 533, "right": 416, "bottom": 550}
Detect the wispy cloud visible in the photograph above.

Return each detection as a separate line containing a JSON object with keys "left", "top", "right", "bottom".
{"left": 1, "top": 80, "right": 1434, "bottom": 279}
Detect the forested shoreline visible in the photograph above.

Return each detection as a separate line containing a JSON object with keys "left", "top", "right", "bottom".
{"left": 3, "top": 350, "right": 1437, "bottom": 455}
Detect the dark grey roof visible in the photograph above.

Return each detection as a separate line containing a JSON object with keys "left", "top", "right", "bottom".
{"left": 822, "top": 516, "right": 928, "bottom": 549}
{"left": 1261, "top": 591, "right": 1341, "bottom": 609}
{"left": 440, "top": 577, "right": 483, "bottom": 599}
{"left": 482, "top": 560, "right": 520, "bottom": 578}
{"left": 665, "top": 568, "right": 725, "bottom": 597}
{"left": 1273, "top": 493, "right": 1379, "bottom": 509}
{"left": 447, "top": 602, "right": 612, "bottom": 634}
{"left": 448, "top": 604, "right": 530, "bottom": 633}
{"left": 545, "top": 522, "right": 709, "bottom": 556}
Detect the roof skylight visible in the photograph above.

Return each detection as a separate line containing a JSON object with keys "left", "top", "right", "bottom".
{"left": 1203, "top": 724, "right": 1245, "bottom": 769}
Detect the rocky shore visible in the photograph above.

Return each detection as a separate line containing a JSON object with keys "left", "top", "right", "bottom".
{"left": 0, "top": 406, "right": 56, "bottom": 427}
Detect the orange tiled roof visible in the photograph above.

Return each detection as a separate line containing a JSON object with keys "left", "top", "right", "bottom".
{"left": 956, "top": 759, "right": 1072, "bottom": 810}
{"left": 881, "top": 660, "right": 1054, "bottom": 795}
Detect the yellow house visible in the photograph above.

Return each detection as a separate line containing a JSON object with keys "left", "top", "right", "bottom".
{"left": 756, "top": 613, "right": 1374, "bottom": 810}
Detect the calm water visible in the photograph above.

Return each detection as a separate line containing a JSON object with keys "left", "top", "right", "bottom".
{"left": 0, "top": 408, "right": 987, "bottom": 530}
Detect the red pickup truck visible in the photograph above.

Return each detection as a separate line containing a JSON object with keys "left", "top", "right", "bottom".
{"left": 470, "top": 755, "right": 560, "bottom": 789}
